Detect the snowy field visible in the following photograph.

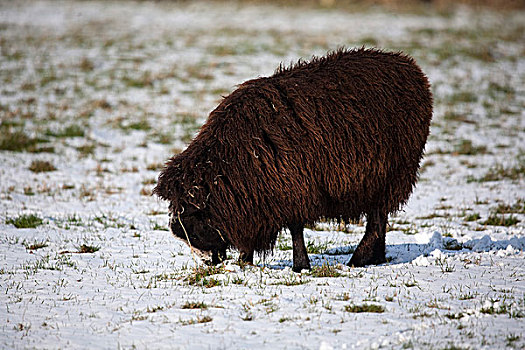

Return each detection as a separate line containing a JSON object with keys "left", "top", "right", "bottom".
{"left": 1, "top": 1, "right": 524, "bottom": 349}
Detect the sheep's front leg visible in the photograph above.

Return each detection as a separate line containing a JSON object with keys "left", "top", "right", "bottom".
{"left": 211, "top": 248, "right": 227, "bottom": 265}
{"left": 290, "top": 223, "right": 310, "bottom": 272}
{"left": 348, "top": 209, "right": 387, "bottom": 267}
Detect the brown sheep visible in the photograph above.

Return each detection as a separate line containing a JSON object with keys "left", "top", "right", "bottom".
{"left": 154, "top": 48, "right": 433, "bottom": 272}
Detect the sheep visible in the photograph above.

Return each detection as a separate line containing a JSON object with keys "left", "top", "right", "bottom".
{"left": 154, "top": 48, "right": 433, "bottom": 272}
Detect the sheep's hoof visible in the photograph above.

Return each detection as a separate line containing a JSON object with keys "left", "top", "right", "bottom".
{"left": 211, "top": 249, "right": 227, "bottom": 265}
{"left": 292, "top": 262, "right": 311, "bottom": 273}
{"left": 348, "top": 254, "right": 386, "bottom": 267}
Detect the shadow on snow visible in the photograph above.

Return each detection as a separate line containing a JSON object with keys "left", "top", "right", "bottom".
{"left": 265, "top": 232, "right": 525, "bottom": 270}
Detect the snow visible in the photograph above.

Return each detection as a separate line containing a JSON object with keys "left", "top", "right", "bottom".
{"left": 1, "top": 1, "right": 524, "bottom": 349}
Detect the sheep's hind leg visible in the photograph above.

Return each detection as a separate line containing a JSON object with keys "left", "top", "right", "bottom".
{"left": 348, "top": 209, "right": 387, "bottom": 267}
{"left": 290, "top": 223, "right": 311, "bottom": 272}
{"left": 239, "top": 251, "right": 254, "bottom": 265}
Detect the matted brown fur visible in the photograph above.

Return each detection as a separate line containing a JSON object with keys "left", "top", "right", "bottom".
{"left": 154, "top": 47, "right": 432, "bottom": 261}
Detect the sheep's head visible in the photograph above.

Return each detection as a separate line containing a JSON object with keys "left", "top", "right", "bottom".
{"left": 153, "top": 156, "right": 228, "bottom": 265}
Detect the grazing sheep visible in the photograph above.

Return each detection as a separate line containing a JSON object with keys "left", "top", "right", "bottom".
{"left": 154, "top": 48, "right": 433, "bottom": 272}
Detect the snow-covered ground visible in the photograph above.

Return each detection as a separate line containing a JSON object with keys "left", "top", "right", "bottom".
{"left": 1, "top": 1, "right": 524, "bottom": 349}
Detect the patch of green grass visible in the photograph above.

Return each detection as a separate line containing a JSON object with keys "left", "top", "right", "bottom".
{"left": 419, "top": 160, "right": 435, "bottom": 173}
{"left": 6, "top": 214, "right": 43, "bottom": 228}
{"left": 146, "top": 305, "right": 164, "bottom": 313}
{"left": 475, "top": 197, "right": 489, "bottom": 205}
{"left": 464, "top": 213, "right": 481, "bottom": 222}
{"left": 472, "top": 163, "right": 524, "bottom": 182}
{"left": 277, "top": 239, "right": 292, "bottom": 251}
{"left": 481, "top": 214, "right": 519, "bottom": 227}
{"left": 24, "top": 241, "right": 48, "bottom": 250}
{"left": 57, "top": 214, "right": 83, "bottom": 229}
{"left": 92, "top": 213, "right": 130, "bottom": 229}
{"left": 121, "top": 119, "right": 151, "bottom": 131}
{"left": 400, "top": 226, "right": 418, "bottom": 235}
{"left": 198, "top": 315, "right": 213, "bottom": 323}
{"left": 460, "top": 160, "right": 478, "bottom": 169}
{"left": 181, "top": 128, "right": 198, "bottom": 143}
{"left": 6, "top": 49, "right": 25, "bottom": 61}
{"left": 130, "top": 314, "right": 148, "bottom": 321}
{"left": 209, "top": 42, "right": 260, "bottom": 56}
{"left": 46, "top": 124, "right": 85, "bottom": 138}
{"left": 454, "top": 140, "right": 487, "bottom": 156}
{"left": 29, "top": 160, "right": 56, "bottom": 173}
{"left": 306, "top": 240, "right": 329, "bottom": 254}
{"left": 231, "top": 276, "right": 245, "bottom": 285}
{"left": 26, "top": 254, "right": 74, "bottom": 272}
{"left": 480, "top": 303, "right": 509, "bottom": 316}
{"left": 66, "top": 215, "right": 83, "bottom": 225}
{"left": 360, "top": 36, "right": 378, "bottom": 46}
{"left": 443, "top": 111, "right": 475, "bottom": 124}
{"left": 488, "top": 81, "right": 515, "bottom": 96}
{"left": 76, "top": 144, "right": 96, "bottom": 157}
{"left": 404, "top": 279, "right": 418, "bottom": 288}
{"left": 447, "top": 91, "right": 478, "bottom": 105}
{"left": 272, "top": 274, "right": 309, "bottom": 286}
{"left": 79, "top": 57, "right": 94, "bottom": 72}
{"left": 122, "top": 73, "right": 154, "bottom": 88}
{"left": 147, "top": 209, "right": 165, "bottom": 216}
{"left": 309, "top": 263, "right": 342, "bottom": 278}
{"left": 184, "top": 265, "right": 224, "bottom": 287}
{"left": 0, "top": 130, "right": 41, "bottom": 152}
{"left": 152, "top": 272, "right": 179, "bottom": 283}
{"left": 493, "top": 199, "right": 524, "bottom": 214}
{"left": 441, "top": 344, "right": 470, "bottom": 350}
{"left": 506, "top": 334, "right": 520, "bottom": 347}
{"left": 335, "top": 292, "right": 350, "bottom": 301}
{"left": 153, "top": 132, "right": 173, "bottom": 145}
{"left": 417, "top": 212, "right": 449, "bottom": 220}
{"left": 240, "top": 312, "right": 254, "bottom": 321}
{"left": 170, "top": 147, "right": 183, "bottom": 155}
{"left": 39, "top": 69, "right": 58, "bottom": 86}
{"left": 142, "top": 178, "right": 156, "bottom": 185}
{"left": 413, "top": 28, "right": 438, "bottom": 36}
{"left": 401, "top": 340, "right": 414, "bottom": 349}
{"left": 152, "top": 222, "right": 168, "bottom": 231}
{"left": 429, "top": 42, "right": 495, "bottom": 64}
{"left": 180, "top": 315, "right": 212, "bottom": 325}
{"left": 202, "top": 277, "right": 221, "bottom": 288}
{"left": 146, "top": 162, "right": 164, "bottom": 171}
{"left": 182, "top": 301, "right": 208, "bottom": 310}
{"left": 499, "top": 106, "right": 520, "bottom": 116}
{"left": 436, "top": 256, "right": 456, "bottom": 272}
{"left": 210, "top": 87, "right": 231, "bottom": 96}
{"left": 458, "top": 292, "right": 477, "bottom": 300}
{"left": 77, "top": 244, "right": 100, "bottom": 253}
{"left": 465, "top": 46, "right": 496, "bottom": 63}
{"left": 177, "top": 113, "right": 200, "bottom": 124}
{"left": 24, "top": 186, "right": 35, "bottom": 196}
{"left": 344, "top": 303, "right": 385, "bottom": 313}
{"left": 91, "top": 99, "right": 112, "bottom": 111}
